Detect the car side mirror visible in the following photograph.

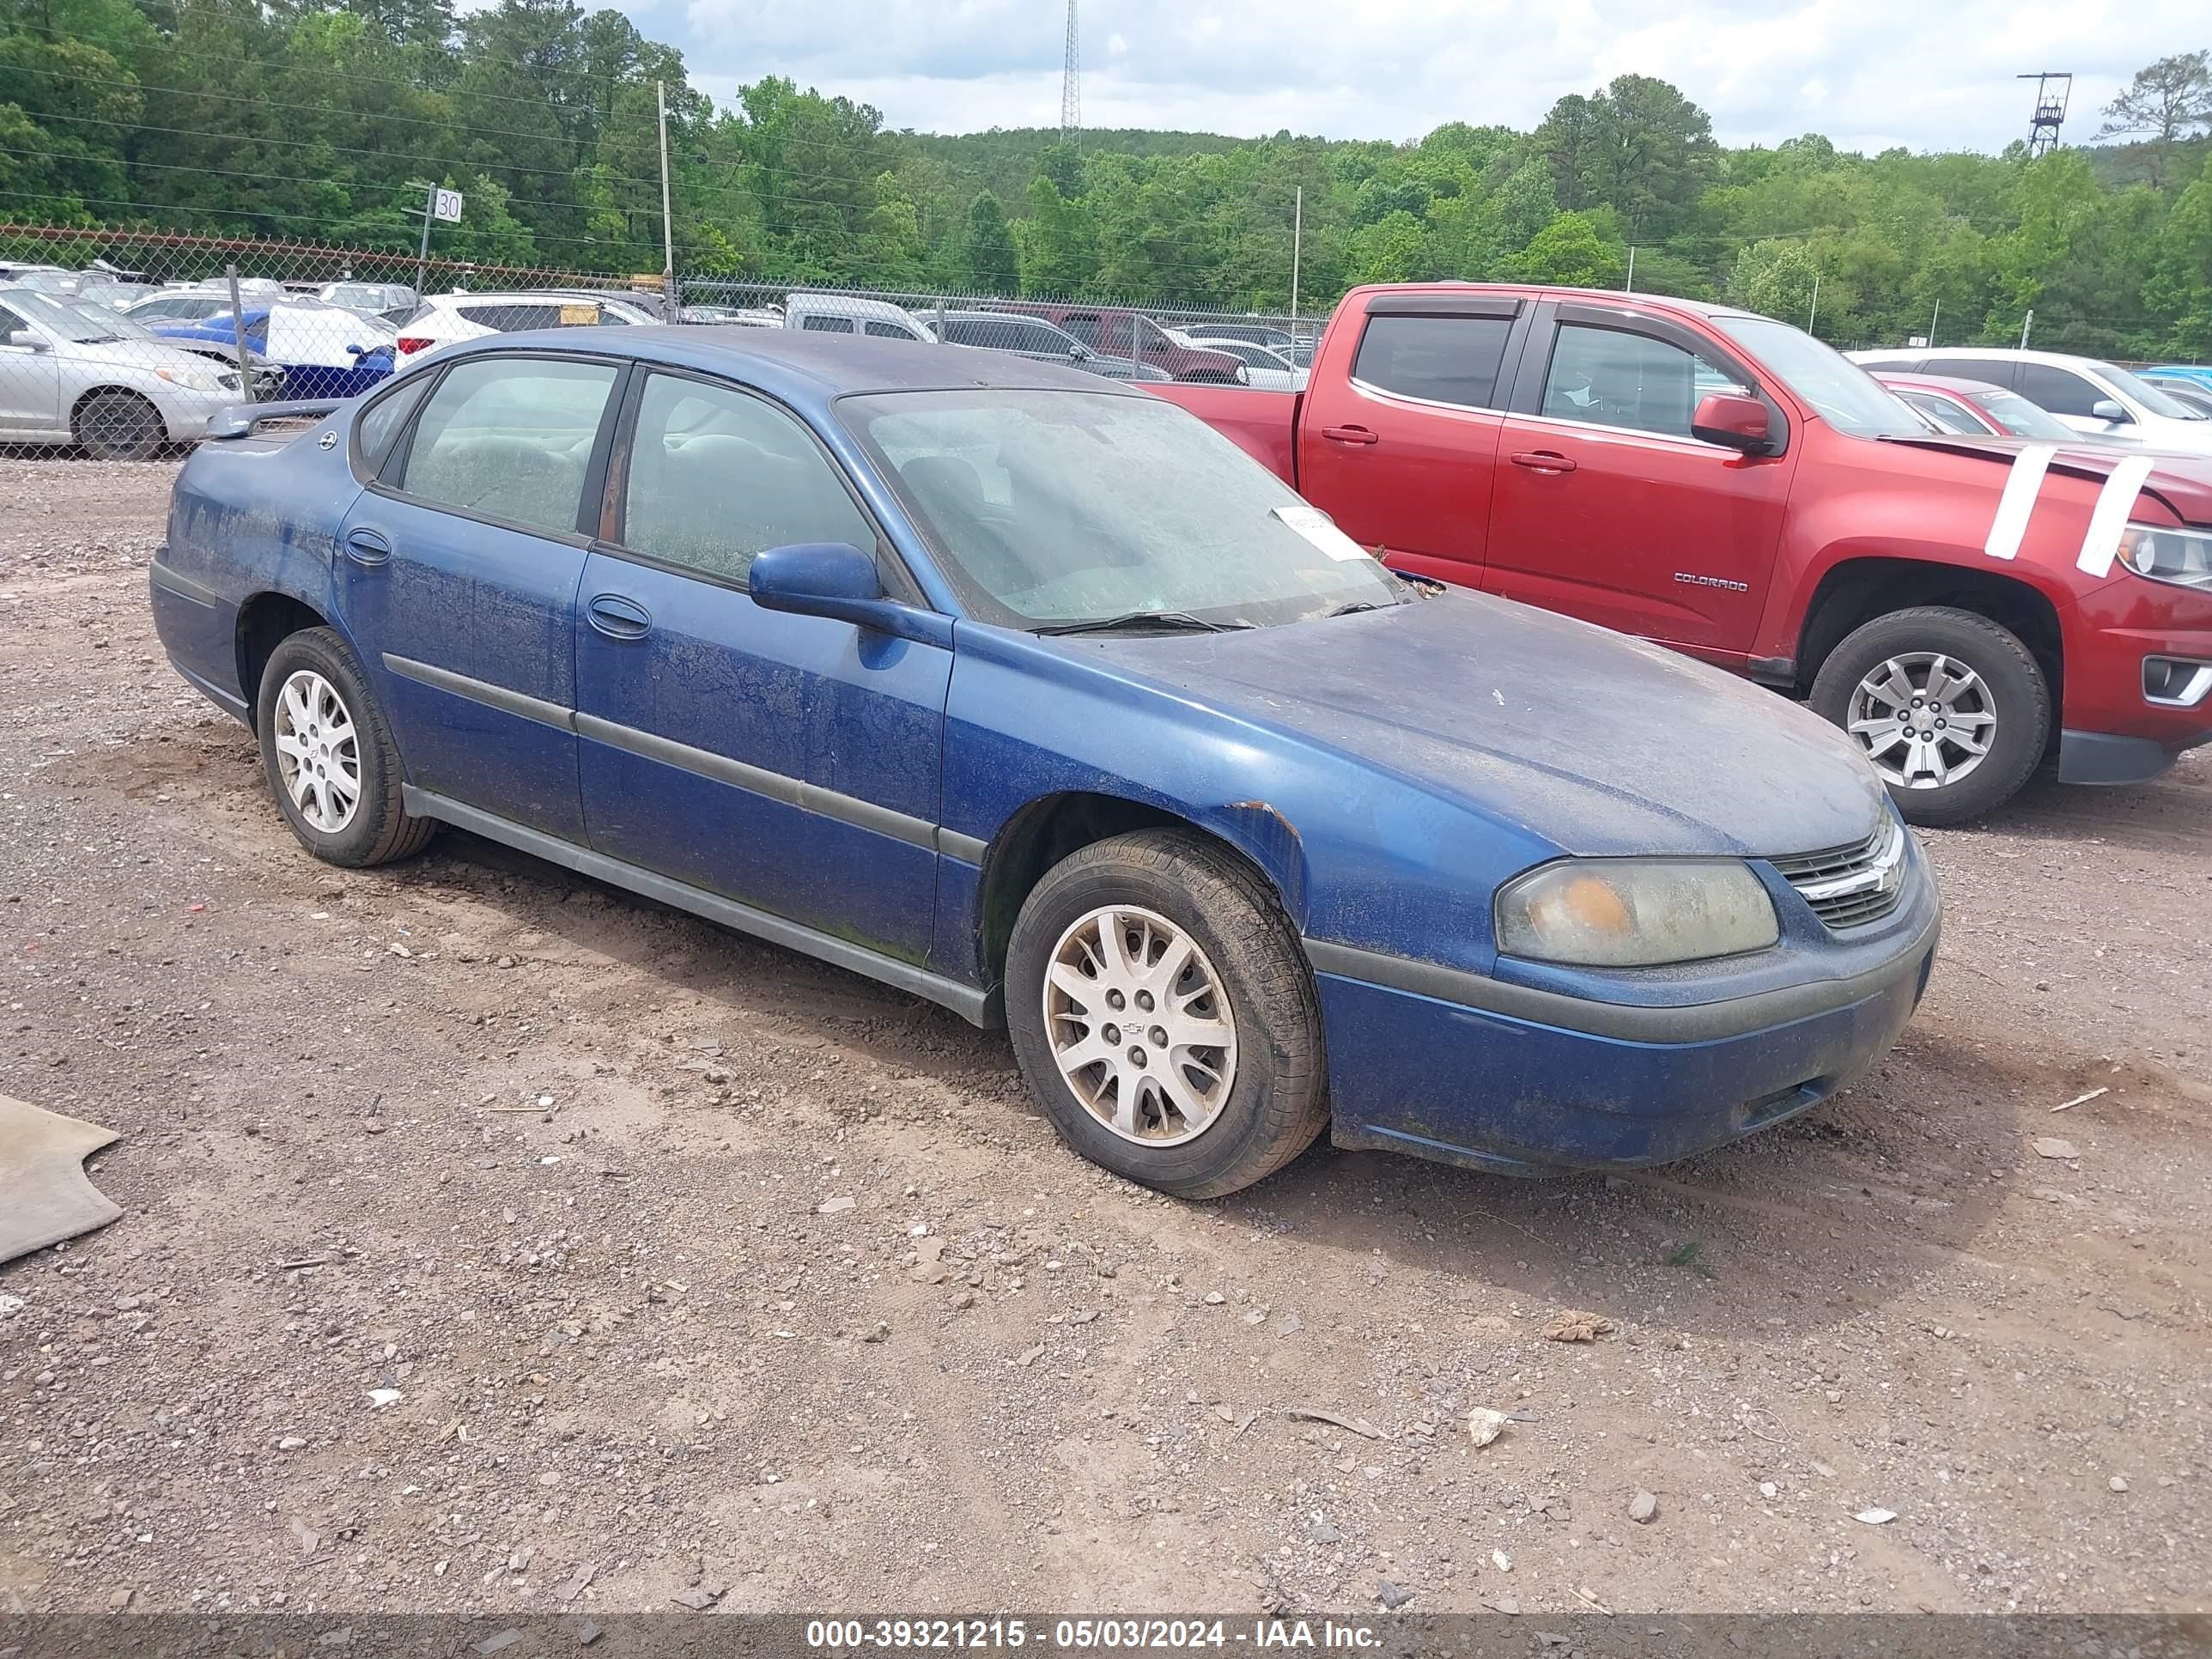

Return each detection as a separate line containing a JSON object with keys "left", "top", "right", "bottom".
{"left": 345, "top": 343, "right": 365, "bottom": 356}
{"left": 4, "top": 330, "right": 47, "bottom": 352}
{"left": 747, "top": 543, "right": 946, "bottom": 646}
{"left": 2091, "top": 398, "right": 2130, "bottom": 424}
{"left": 1692, "top": 392, "right": 1775, "bottom": 454}
{"left": 1069, "top": 343, "right": 1092, "bottom": 362}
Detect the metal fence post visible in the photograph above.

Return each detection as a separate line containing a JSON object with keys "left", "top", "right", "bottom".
{"left": 224, "top": 264, "right": 252, "bottom": 400}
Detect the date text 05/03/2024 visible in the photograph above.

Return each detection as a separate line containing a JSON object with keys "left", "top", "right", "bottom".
{"left": 804, "top": 1620, "right": 1384, "bottom": 1650}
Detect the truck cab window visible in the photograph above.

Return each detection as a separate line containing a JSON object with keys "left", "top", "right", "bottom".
{"left": 1350, "top": 314, "right": 1512, "bottom": 410}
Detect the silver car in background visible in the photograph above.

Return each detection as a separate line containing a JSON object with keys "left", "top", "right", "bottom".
{"left": 0, "top": 285, "right": 241, "bottom": 459}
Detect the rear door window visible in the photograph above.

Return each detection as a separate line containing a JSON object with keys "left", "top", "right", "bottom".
{"left": 392, "top": 356, "right": 619, "bottom": 536}
{"left": 799, "top": 313, "right": 854, "bottom": 334}
{"left": 1936, "top": 357, "right": 2019, "bottom": 391}
{"left": 458, "top": 303, "right": 563, "bottom": 333}
{"left": 1352, "top": 314, "right": 1514, "bottom": 410}
{"left": 865, "top": 319, "right": 915, "bottom": 339}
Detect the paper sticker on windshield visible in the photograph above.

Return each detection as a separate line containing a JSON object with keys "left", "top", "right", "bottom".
{"left": 1273, "top": 505, "right": 1371, "bottom": 562}
{"left": 558, "top": 302, "right": 602, "bottom": 326}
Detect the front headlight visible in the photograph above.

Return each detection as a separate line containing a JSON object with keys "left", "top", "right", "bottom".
{"left": 155, "top": 365, "right": 219, "bottom": 392}
{"left": 1495, "top": 859, "right": 1779, "bottom": 967}
{"left": 2118, "top": 522, "right": 2212, "bottom": 592}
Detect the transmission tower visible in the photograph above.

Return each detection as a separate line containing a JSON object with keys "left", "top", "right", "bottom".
{"left": 1060, "top": 0, "right": 1080, "bottom": 140}
{"left": 2019, "top": 71, "right": 2071, "bottom": 158}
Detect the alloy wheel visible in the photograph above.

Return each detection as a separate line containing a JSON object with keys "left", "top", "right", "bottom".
{"left": 1845, "top": 651, "right": 1997, "bottom": 791}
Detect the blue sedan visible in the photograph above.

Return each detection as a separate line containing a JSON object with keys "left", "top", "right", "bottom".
{"left": 149, "top": 329, "right": 1939, "bottom": 1197}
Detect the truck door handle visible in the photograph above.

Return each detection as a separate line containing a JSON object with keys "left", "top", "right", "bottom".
{"left": 586, "top": 593, "right": 652, "bottom": 641}
{"left": 343, "top": 527, "right": 392, "bottom": 567}
{"left": 1319, "top": 424, "right": 1379, "bottom": 446}
{"left": 1510, "top": 451, "right": 1577, "bottom": 475}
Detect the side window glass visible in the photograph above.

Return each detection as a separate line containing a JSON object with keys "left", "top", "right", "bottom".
{"left": 0, "top": 302, "right": 27, "bottom": 337}
{"left": 800, "top": 313, "right": 854, "bottom": 334}
{"left": 2017, "top": 364, "right": 2103, "bottom": 417}
{"left": 1943, "top": 358, "right": 2017, "bottom": 390}
{"left": 358, "top": 373, "right": 435, "bottom": 477}
{"left": 1352, "top": 314, "right": 1513, "bottom": 410}
{"left": 1540, "top": 324, "right": 1733, "bottom": 439}
{"left": 865, "top": 319, "right": 914, "bottom": 339}
{"left": 622, "top": 374, "right": 874, "bottom": 584}
{"left": 395, "top": 356, "right": 617, "bottom": 535}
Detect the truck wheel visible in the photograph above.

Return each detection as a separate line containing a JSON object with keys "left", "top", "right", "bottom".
{"left": 1006, "top": 830, "right": 1328, "bottom": 1199}
{"left": 1810, "top": 605, "right": 2049, "bottom": 826}
{"left": 255, "top": 627, "right": 436, "bottom": 867}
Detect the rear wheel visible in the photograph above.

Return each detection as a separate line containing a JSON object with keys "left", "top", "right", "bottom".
{"left": 1810, "top": 605, "right": 2049, "bottom": 825}
{"left": 255, "top": 627, "right": 435, "bottom": 866}
{"left": 1006, "top": 830, "right": 1328, "bottom": 1198}
{"left": 73, "top": 391, "right": 165, "bottom": 461}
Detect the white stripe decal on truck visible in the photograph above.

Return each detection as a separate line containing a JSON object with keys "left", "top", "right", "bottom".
{"left": 1981, "top": 444, "right": 2056, "bottom": 561}
{"left": 2075, "top": 454, "right": 2156, "bottom": 578}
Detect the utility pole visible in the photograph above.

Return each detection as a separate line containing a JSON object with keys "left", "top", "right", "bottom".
{"left": 657, "top": 81, "right": 677, "bottom": 314}
{"left": 1290, "top": 185, "right": 1303, "bottom": 334}
{"left": 1928, "top": 297, "right": 1940, "bottom": 347}
{"left": 1624, "top": 246, "right": 1635, "bottom": 293}
{"left": 410, "top": 179, "right": 436, "bottom": 291}
{"left": 2021, "top": 309, "right": 2034, "bottom": 349}
{"left": 1807, "top": 273, "right": 1820, "bottom": 337}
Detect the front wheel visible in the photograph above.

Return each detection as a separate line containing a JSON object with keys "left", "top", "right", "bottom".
{"left": 1006, "top": 830, "right": 1328, "bottom": 1199}
{"left": 73, "top": 391, "right": 165, "bottom": 461}
{"left": 1809, "top": 605, "right": 2050, "bottom": 826}
{"left": 255, "top": 627, "right": 436, "bottom": 866}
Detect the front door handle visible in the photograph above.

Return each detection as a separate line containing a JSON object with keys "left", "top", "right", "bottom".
{"left": 1319, "top": 424, "right": 1379, "bottom": 446}
{"left": 1510, "top": 451, "right": 1577, "bottom": 475}
{"left": 586, "top": 593, "right": 652, "bottom": 641}
{"left": 343, "top": 527, "right": 392, "bottom": 566}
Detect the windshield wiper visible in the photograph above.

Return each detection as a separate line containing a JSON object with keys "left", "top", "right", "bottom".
{"left": 1036, "top": 610, "right": 1255, "bottom": 635}
{"left": 1325, "top": 600, "right": 1387, "bottom": 617}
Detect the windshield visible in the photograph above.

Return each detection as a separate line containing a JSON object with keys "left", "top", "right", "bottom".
{"left": 1966, "top": 386, "right": 2079, "bottom": 441}
{"left": 840, "top": 389, "right": 1405, "bottom": 630}
{"left": 1711, "top": 313, "right": 1923, "bottom": 438}
{"left": 2091, "top": 362, "right": 2204, "bottom": 421}
{"left": 64, "top": 301, "right": 162, "bottom": 343}
{"left": 1, "top": 289, "right": 128, "bottom": 342}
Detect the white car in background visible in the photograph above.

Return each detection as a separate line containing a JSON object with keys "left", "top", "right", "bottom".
{"left": 781, "top": 293, "right": 935, "bottom": 340}
{"left": 1164, "top": 328, "right": 1305, "bottom": 390}
{"left": 392, "top": 290, "right": 662, "bottom": 368}
{"left": 1847, "top": 345, "right": 2212, "bottom": 457}
{"left": 0, "top": 285, "right": 241, "bottom": 459}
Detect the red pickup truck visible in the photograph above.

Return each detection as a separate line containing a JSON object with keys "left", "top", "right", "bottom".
{"left": 1153, "top": 283, "right": 2212, "bottom": 823}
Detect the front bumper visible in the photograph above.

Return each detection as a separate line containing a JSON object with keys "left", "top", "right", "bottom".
{"left": 1310, "top": 878, "right": 1940, "bottom": 1177}
{"left": 156, "top": 384, "right": 242, "bottom": 441}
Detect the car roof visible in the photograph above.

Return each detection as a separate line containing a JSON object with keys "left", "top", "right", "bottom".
{"left": 443, "top": 324, "right": 1145, "bottom": 404}
{"left": 1870, "top": 370, "right": 2009, "bottom": 396}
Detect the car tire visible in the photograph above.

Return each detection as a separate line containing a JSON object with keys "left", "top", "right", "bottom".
{"left": 1810, "top": 605, "right": 2049, "bottom": 826}
{"left": 1006, "top": 829, "right": 1328, "bottom": 1199}
{"left": 255, "top": 627, "right": 436, "bottom": 867}
{"left": 73, "top": 391, "right": 166, "bottom": 462}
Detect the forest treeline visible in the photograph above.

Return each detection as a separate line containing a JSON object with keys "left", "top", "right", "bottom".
{"left": 3, "top": 0, "right": 2211, "bottom": 353}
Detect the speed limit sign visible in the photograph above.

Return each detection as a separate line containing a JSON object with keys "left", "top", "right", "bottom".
{"left": 432, "top": 188, "right": 465, "bottom": 222}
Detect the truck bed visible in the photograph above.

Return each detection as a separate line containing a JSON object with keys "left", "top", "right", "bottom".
{"left": 1147, "top": 383, "right": 1301, "bottom": 487}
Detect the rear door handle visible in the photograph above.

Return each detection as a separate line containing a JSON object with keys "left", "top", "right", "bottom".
{"left": 343, "top": 527, "right": 392, "bottom": 567}
{"left": 586, "top": 593, "right": 652, "bottom": 641}
{"left": 1510, "top": 451, "right": 1577, "bottom": 474}
{"left": 1319, "top": 424, "right": 1379, "bottom": 446}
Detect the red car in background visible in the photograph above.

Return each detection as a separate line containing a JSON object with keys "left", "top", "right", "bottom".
{"left": 1150, "top": 283, "right": 2212, "bottom": 823}
{"left": 1873, "top": 370, "right": 2115, "bottom": 443}
{"left": 988, "top": 302, "right": 1248, "bottom": 384}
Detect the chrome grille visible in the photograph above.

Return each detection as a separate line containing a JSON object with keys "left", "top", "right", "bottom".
{"left": 1771, "top": 821, "right": 1907, "bottom": 930}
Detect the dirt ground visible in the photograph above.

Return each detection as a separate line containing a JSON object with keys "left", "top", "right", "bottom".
{"left": 0, "top": 454, "right": 2206, "bottom": 1623}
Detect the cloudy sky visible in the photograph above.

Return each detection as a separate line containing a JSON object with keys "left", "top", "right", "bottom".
{"left": 609, "top": 0, "right": 2203, "bottom": 155}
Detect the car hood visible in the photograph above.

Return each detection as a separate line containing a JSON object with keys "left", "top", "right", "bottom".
{"left": 1887, "top": 431, "right": 2212, "bottom": 527}
{"left": 1077, "top": 592, "right": 1887, "bottom": 860}
{"left": 60, "top": 337, "right": 228, "bottom": 378}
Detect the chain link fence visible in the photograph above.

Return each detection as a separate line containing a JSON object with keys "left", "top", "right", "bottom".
{"left": 1, "top": 223, "right": 1333, "bottom": 460}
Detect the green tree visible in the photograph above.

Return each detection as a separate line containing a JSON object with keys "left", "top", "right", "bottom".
{"left": 1729, "top": 238, "right": 1820, "bottom": 325}
{"left": 1511, "top": 210, "right": 1624, "bottom": 287}
{"left": 2099, "top": 50, "right": 2212, "bottom": 189}
{"left": 960, "top": 189, "right": 1018, "bottom": 293}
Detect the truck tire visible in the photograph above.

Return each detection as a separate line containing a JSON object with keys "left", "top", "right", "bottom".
{"left": 1810, "top": 605, "right": 2049, "bottom": 826}
{"left": 255, "top": 627, "right": 437, "bottom": 867}
{"left": 1006, "top": 829, "right": 1328, "bottom": 1199}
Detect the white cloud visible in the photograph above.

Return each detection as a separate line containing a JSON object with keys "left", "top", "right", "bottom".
{"left": 676, "top": 0, "right": 2199, "bottom": 153}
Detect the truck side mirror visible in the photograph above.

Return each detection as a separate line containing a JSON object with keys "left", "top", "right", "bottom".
{"left": 1692, "top": 392, "right": 1775, "bottom": 454}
